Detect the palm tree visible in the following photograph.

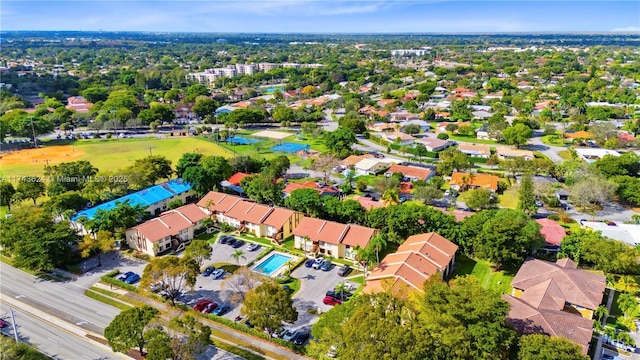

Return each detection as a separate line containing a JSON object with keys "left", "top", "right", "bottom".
{"left": 618, "top": 292, "right": 639, "bottom": 317}
{"left": 595, "top": 305, "right": 609, "bottom": 322}
{"left": 381, "top": 189, "right": 400, "bottom": 206}
{"left": 370, "top": 234, "right": 387, "bottom": 263}
{"left": 354, "top": 245, "right": 375, "bottom": 282}
{"left": 335, "top": 282, "right": 349, "bottom": 301}
{"left": 231, "top": 249, "right": 246, "bottom": 266}
{"left": 302, "top": 236, "right": 310, "bottom": 256}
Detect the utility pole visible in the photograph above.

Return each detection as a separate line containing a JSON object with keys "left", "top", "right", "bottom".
{"left": 29, "top": 116, "right": 37, "bottom": 147}
{"left": 144, "top": 145, "right": 157, "bottom": 156}
{"left": 10, "top": 308, "right": 18, "bottom": 342}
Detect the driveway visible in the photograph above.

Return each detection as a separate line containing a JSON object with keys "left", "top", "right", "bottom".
{"left": 290, "top": 262, "right": 358, "bottom": 330}
{"left": 526, "top": 130, "right": 566, "bottom": 163}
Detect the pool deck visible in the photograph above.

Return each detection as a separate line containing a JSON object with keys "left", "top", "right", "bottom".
{"left": 251, "top": 251, "right": 300, "bottom": 278}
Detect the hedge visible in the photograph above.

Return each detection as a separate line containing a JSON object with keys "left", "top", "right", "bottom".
{"left": 100, "top": 269, "right": 140, "bottom": 293}
{"left": 246, "top": 246, "right": 274, "bottom": 267}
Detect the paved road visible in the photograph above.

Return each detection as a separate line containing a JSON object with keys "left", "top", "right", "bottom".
{"left": 0, "top": 302, "right": 118, "bottom": 360}
{"left": 526, "top": 130, "right": 566, "bottom": 163}
{"left": 0, "top": 263, "right": 120, "bottom": 335}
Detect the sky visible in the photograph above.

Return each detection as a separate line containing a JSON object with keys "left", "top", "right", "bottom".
{"left": 2, "top": 1, "right": 639, "bottom": 33}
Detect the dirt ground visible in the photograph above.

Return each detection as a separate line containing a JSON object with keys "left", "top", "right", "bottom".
{"left": 0, "top": 145, "right": 84, "bottom": 166}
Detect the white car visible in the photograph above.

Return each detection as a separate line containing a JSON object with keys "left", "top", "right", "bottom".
{"left": 211, "top": 269, "right": 225, "bottom": 279}
{"left": 312, "top": 258, "right": 324, "bottom": 270}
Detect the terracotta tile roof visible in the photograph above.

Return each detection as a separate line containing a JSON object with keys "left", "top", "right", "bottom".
{"left": 502, "top": 295, "right": 593, "bottom": 354}
{"left": 365, "top": 232, "right": 458, "bottom": 294}
{"left": 353, "top": 196, "right": 387, "bottom": 210}
{"left": 511, "top": 258, "right": 606, "bottom": 310}
{"left": 450, "top": 172, "right": 499, "bottom": 191}
{"left": 196, "top": 192, "right": 243, "bottom": 213}
{"left": 292, "top": 217, "right": 376, "bottom": 247}
{"left": 131, "top": 204, "right": 208, "bottom": 243}
{"left": 262, "top": 207, "right": 296, "bottom": 229}
{"left": 433, "top": 207, "right": 474, "bottom": 222}
{"left": 227, "top": 172, "right": 250, "bottom": 186}
{"left": 385, "top": 165, "right": 433, "bottom": 181}
{"left": 563, "top": 131, "right": 593, "bottom": 139}
{"left": 535, "top": 219, "right": 566, "bottom": 246}
{"left": 225, "top": 201, "right": 273, "bottom": 225}
{"left": 282, "top": 182, "right": 339, "bottom": 196}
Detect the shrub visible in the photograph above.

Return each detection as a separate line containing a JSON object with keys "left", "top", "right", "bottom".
{"left": 437, "top": 133, "right": 449, "bottom": 140}
{"left": 100, "top": 269, "right": 139, "bottom": 293}
{"left": 105, "top": 133, "right": 112, "bottom": 139}
{"left": 547, "top": 214, "right": 560, "bottom": 221}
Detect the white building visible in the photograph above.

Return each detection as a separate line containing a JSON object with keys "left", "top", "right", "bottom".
{"left": 575, "top": 148, "right": 620, "bottom": 163}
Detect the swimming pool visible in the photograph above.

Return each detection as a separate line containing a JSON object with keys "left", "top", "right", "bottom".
{"left": 253, "top": 253, "right": 292, "bottom": 276}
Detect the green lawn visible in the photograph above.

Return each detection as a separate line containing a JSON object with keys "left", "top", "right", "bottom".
{"left": 558, "top": 150, "right": 573, "bottom": 160}
{"left": 0, "top": 137, "right": 234, "bottom": 178}
{"left": 498, "top": 187, "right": 519, "bottom": 209}
{"left": 540, "top": 135, "right": 568, "bottom": 146}
{"left": 452, "top": 255, "right": 515, "bottom": 295}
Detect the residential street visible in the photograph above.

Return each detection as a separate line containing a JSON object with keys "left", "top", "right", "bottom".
{"left": 526, "top": 130, "right": 566, "bottom": 163}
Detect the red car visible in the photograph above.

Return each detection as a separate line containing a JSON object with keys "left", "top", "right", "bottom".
{"left": 323, "top": 296, "right": 342, "bottom": 306}
{"left": 202, "top": 302, "right": 219, "bottom": 313}
{"left": 194, "top": 299, "right": 212, "bottom": 312}
{"left": 0, "top": 319, "right": 7, "bottom": 328}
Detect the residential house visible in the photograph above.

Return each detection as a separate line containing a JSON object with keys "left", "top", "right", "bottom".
{"left": 341, "top": 154, "right": 375, "bottom": 168}
{"left": 220, "top": 172, "right": 251, "bottom": 194}
{"left": 433, "top": 207, "right": 474, "bottom": 222}
{"left": 398, "top": 120, "right": 430, "bottom": 132}
{"left": 495, "top": 146, "right": 535, "bottom": 160}
{"left": 472, "top": 110, "right": 492, "bottom": 120}
{"left": 282, "top": 181, "right": 340, "bottom": 197}
{"left": 503, "top": 257, "right": 606, "bottom": 354}
{"left": 535, "top": 218, "right": 566, "bottom": 253}
{"left": 449, "top": 172, "right": 499, "bottom": 192}
{"left": 416, "top": 137, "right": 455, "bottom": 152}
{"left": 65, "top": 96, "right": 91, "bottom": 113}
{"left": 363, "top": 232, "right": 458, "bottom": 294}
{"left": 390, "top": 112, "right": 421, "bottom": 122}
{"left": 367, "top": 122, "right": 395, "bottom": 133}
{"left": 575, "top": 148, "right": 620, "bottom": 163}
{"left": 555, "top": 189, "right": 570, "bottom": 201}
{"left": 457, "top": 143, "right": 491, "bottom": 158}
{"left": 436, "top": 121, "right": 472, "bottom": 133}
{"left": 354, "top": 158, "right": 392, "bottom": 176}
{"left": 353, "top": 195, "right": 387, "bottom": 210}
{"left": 197, "top": 191, "right": 303, "bottom": 242}
{"left": 125, "top": 204, "right": 209, "bottom": 257}
{"left": 385, "top": 164, "right": 434, "bottom": 182}
{"left": 563, "top": 130, "right": 593, "bottom": 141}
{"left": 292, "top": 217, "right": 377, "bottom": 260}
{"left": 382, "top": 132, "right": 416, "bottom": 146}
{"left": 377, "top": 99, "right": 397, "bottom": 108}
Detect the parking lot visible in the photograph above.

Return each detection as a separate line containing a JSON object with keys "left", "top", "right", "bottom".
{"left": 289, "top": 261, "right": 358, "bottom": 330}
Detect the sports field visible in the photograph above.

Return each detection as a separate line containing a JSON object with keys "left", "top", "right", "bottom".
{"left": 0, "top": 137, "right": 234, "bottom": 179}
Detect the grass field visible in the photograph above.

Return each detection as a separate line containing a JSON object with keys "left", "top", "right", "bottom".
{"left": 558, "top": 150, "right": 573, "bottom": 160}
{"left": 448, "top": 135, "right": 499, "bottom": 145}
{"left": 498, "top": 187, "right": 520, "bottom": 209}
{"left": 541, "top": 135, "right": 568, "bottom": 146}
{"left": 452, "top": 254, "right": 515, "bottom": 295}
{"left": 0, "top": 137, "right": 234, "bottom": 178}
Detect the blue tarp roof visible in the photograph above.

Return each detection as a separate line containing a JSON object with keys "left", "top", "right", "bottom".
{"left": 73, "top": 178, "right": 192, "bottom": 221}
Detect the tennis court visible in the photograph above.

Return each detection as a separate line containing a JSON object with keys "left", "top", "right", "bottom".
{"left": 270, "top": 142, "right": 310, "bottom": 153}
{"left": 226, "top": 136, "right": 260, "bottom": 145}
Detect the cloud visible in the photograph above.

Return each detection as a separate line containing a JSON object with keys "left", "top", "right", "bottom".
{"left": 612, "top": 26, "right": 640, "bottom": 32}
{"left": 192, "top": 0, "right": 389, "bottom": 16}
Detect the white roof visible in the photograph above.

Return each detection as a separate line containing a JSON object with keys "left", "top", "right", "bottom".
{"left": 575, "top": 148, "right": 620, "bottom": 158}
{"left": 355, "top": 158, "right": 388, "bottom": 171}
{"left": 581, "top": 222, "right": 640, "bottom": 246}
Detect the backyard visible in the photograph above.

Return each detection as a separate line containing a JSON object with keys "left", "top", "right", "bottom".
{"left": 452, "top": 254, "right": 515, "bottom": 295}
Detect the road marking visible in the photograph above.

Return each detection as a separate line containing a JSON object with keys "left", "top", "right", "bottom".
{"left": 14, "top": 295, "right": 26, "bottom": 299}
{"left": 64, "top": 298, "right": 74, "bottom": 303}
{"left": 76, "top": 321, "right": 88, "bottom": 326}
{"left": 96, "top": 311, "right": 105, "bottom": 316}
{"left": 47, "top": 337, "right": 58, "bottom": 344}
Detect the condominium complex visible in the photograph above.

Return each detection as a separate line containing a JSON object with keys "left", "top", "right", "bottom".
{"left": 187, "top": 62, "right": 323, "bottom": 86}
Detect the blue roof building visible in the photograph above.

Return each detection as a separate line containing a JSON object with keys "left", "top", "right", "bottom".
{"left": 73, "top": 178, "right": 193, "bottom": 222}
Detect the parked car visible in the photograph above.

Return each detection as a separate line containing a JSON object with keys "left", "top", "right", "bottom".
{"left": 271, "top": 328, "right": 286, "bottom": 338}
{"left": 535, "top": 200, "right": 543, "bottom": 207}
{"left": 202, "top": 302, "right": 218, "bottom": 313}
{"left": 282, "top": 285, "right": 292, "bottom": 293}
{"left": 305, "top": 258, "right": 315, "bottom": 268}
{"left": 219, "top": 236, "right": 233, "bottom": 245}
{"left": 0, "top": 319, "right": 7, "bottom": 328}
{"left": 337, "top": 264, "right": 351, "bottom": 276}
{"left": 326, "top": 290, "right": 351, "bottom": 300}
{"left": 118, "top": 271, "right": 134, "bottom": 282}
{"left": 213, "top": 305, "right": 229, "bottom": 316}
{"left": 244, "top": 319, "right": 253, "bottom": 328}
{"left": 281, "top": 329, "right": 297, "bottom": 341}
{"left": 326, "top": 345, "right": 337, "bottom": 358}
{"left": 124, "top": 274, "right": 140, "bottom": 284}
{"left": 321, "top": 260, "right": 332, "bottom": 271}
{"left": 202, "top": 266, "right": 216, "bottom": 277}
{"left": 444, "top": 190, "right": 451, "bottom": 197}
{"left": 150, "top": 281, "right": 164, "bottom": 293}
{"left": 323, "top": 296, "right": 342, "bottom": 306}
{"left": 607, "top": 221, "right": 617, "bottom": 226}
{"left": 211, "top": 269, "right": 226, "bottom": 279}
{"left": 247, "top": 243, "right": 260, "bottom": 251}
{"left": 194, "top": 299, "right": 212, "bottom": 312}
{"left": 312, "top": 258, "right": 324, "bottom": 270}
{"left": 232, "top": 239, "right": 245, "bottom": 248}
{"left": 292, "top": 331, "right": 310, "bottom": 345}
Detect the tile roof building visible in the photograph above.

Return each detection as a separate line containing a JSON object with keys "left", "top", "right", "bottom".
{"left": 503, "top": 257, "right": 606, "bottom": 354}
{"left": 197, "top": 192, "right": 303, "bottom": 243}
{"left": 364, "top": 233, "right": 458, "bottom": 294}
{"left": 457, "top": 143, "right": 491, "bottom": 158}
{"left": 535, "top": 218, "right": 566, "bottom": 248}
{"left": 449, "top": 172, "right": 499, "bottom": 192}
{"left": 282, "top": 181, "right": 340, "bottom": 197}
{"left": 125, "top": 204, "right": 209, "bottom": 256}
{"left": 292, "top": 217, "right": 377, "bottom": 260}
{"left": 384, "top": 164, "right": 434, "bottom": 182}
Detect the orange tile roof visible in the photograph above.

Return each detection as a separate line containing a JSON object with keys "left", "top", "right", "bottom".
{"left": 354, "top": 196, "right": 387, "bottom": 210}
{"left": 365, "top": 232, "right": 458, "bottom": 293}
{"left": 196, "top": 192, "right": 244, "bottom": 213}
{"left": 341, "top": 154, "right": 374, "bottom": 166}
{"left": 385, "top": 165, "right": 433, "bottom": 181}
{"left": 227, "top": 172, "right": 250, "bottom": 186}
{"left": 262, "top": 207, "right": 297, "bottom": 229}
{"left": 131, "top": 204, "right": 208, "bottom": 243}
{"left": 292, "top": 217, "right": 376, "bottom": 247}
{"left": 535, "top": 219, "right": 566, "bottom": 246}
{"left": 450, "top": 172, "right": 499, "bottom": 191}
{"left": 225, "top": 201, "right": 273, "bottom": 225}
{"left": 283, "top": 181, "right": 339, "bottom": 195}
{"left": 563, "top": 131, "right": 593, "bottom": 139}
